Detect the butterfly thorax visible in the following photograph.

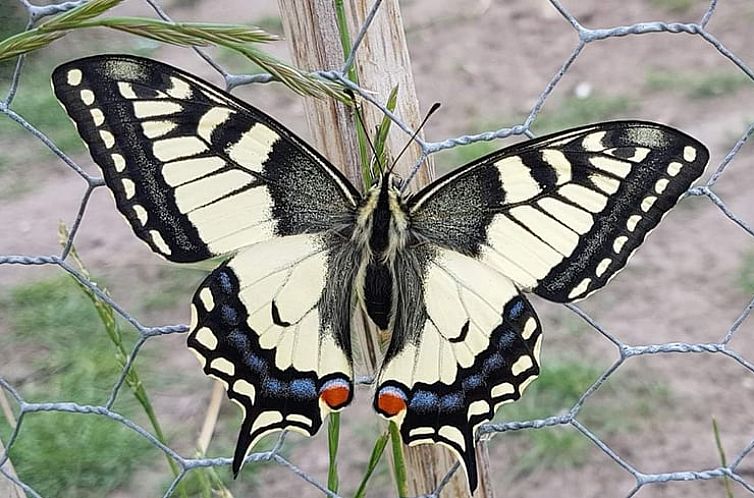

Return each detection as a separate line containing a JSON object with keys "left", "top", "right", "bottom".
{"left": 353, "top": 173, "right": 409, "bottom": 330}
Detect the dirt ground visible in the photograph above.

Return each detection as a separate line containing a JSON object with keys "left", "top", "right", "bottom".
{"left": 1, "top": 0, "right": 754, "bottom": 497}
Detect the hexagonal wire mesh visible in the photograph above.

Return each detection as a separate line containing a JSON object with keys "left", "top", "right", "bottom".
{"left": 1, "top": 0, "right": 753, "bottom": 497}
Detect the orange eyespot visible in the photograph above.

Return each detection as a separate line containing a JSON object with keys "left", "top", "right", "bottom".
{"left": 319, "top": 379, "right": 351, "bottom": 409}
{"left": 376, "top": 388, "right": 407, "bottom": 417}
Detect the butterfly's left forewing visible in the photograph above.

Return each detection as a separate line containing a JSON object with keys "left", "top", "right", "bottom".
{"left": 408, "top": 121, "right": 708, "bottom": 302}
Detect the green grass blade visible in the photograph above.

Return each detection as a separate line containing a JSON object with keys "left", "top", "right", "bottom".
{"left": 333, "top": 0, "right": 371, "bottom": 189}
{"left": 353, "top": 432, "right": 390, "bottom": 498}
{"left": 373, "top": 84, "right": 399, "bottom": 175}
{"left": 712, "top": 418, "right": 735, "bottom": 498}
{"left": 0, "top": 3, "right": 347, "bottom": 103}
{"left": 389, "top": 421, "right": 408, "bottom": 498}
{"left": 328, "top": 412, "right": 341, "bottom": 494}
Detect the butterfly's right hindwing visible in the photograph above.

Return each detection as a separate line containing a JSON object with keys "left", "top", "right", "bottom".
{"left": 52, "top": 55, "right": 359, "bottom": 262}
{"left": 188, "top": 233, "right": 356, "bottom": 475}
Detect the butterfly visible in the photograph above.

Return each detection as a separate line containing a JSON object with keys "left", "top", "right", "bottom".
{"left": 52, "top": 54, "right": 708, "bottom": 492}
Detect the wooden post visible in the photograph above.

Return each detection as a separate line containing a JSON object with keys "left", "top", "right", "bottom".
{"left": 0, "top": 439, "right": 26, "bottom": 498}
{"left": 277, "top": 1, "right": 488, "bottom": 496}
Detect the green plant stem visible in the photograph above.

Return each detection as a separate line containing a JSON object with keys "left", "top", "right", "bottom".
{"left": 333, "top": 0, "right": 371, "bottom": 190}
{"left": 59, "top": 224, "right": 189, "bottom": 498}
{"left": 327, "top": 412, "right": 341, "bottom": 494}
{"left": 389, "top": 422, "right": 409, "bottom": 498}
{"left": 353, "top": 432, "right": 390, "bottom": 498}
{"left": 374, "top": 85, "right": 399, "bottom": 171}
{"left": 712, "top": 418, "right": 734, "bottom": 498}
{"left": 0, "top": 0, "right": 346, "bottom": 102}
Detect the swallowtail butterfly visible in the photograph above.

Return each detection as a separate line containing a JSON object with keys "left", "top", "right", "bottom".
{"left": 52, "top": 55, "right": 708, "bottom": 492}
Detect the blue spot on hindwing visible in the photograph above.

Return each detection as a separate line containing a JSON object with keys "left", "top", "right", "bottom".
{"left": 483, "top": 353, "right": 505, "bottom": 374}
{"left": 243, "top": 353, "right": 267, "bottom": 373}
{"left": 440, "top": 393, "right": 464, "bottom": 411}
{"left": 508, "top": 298, "right": 525, "bottom": 320}
{"left": 497, "top": 326, "right": 517, "bottom": 349}
{"left": 290, "top": 378, "right": 317, "bottom": 400}
{"left": 221, "top": 304, "right": 239, "bottom": 326}
{"left": 227, "top": 329, "right": 250, "bottom": 350}
{"left": 409, "top": 390, "right": 438, "bottom": 413}
{"left": 263, "top": 377, "right": 285, "bottom": 395}
{"left": 462, "top": 375, "right": 483, "bottom": 391}
{"left": 217, "top": 270, "right": 234, "bottom": 294}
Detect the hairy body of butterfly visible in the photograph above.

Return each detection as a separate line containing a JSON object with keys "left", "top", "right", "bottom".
{"left": 52, "top": 54, "right": 709, "bottom": 493}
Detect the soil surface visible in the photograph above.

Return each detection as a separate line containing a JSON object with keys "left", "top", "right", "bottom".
{"left": 1, "top": 1, "right": 753, "bottom": 497}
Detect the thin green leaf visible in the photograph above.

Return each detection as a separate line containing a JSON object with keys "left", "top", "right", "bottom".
{"left": 389, "top": 421, "right": 409, "bottom": 498}
{"left": 328, "top": 412, "right": 341, "bottom": 494}
{"left": 0, "top": 6, "right": 347, "bottom": 103}
{"left": 41, "top": 0, "right": 123, "bottom": 28}
{"left": 353, "top": 432, "right": 390, "bottom": 498}
{"left": 373, "top": 84, "right": 399, "bottom": 175}
{"left": 712, "top": 418, "right": 735, "bottom": 498}
{"left": 333, "top": 0, "right": 371, "bottom": 188}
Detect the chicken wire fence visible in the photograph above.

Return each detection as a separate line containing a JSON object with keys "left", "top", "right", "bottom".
{"left": 1, "top": 0, "right": 753, "bottom": 496}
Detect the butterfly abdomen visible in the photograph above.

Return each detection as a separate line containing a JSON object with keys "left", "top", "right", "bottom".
{"left": 363, "top": 261, "right": 392, "bottom": 330}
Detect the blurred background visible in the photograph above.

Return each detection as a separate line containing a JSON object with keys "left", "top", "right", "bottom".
{"left": 0, "top": 0, "right": 753, "bottom": 497}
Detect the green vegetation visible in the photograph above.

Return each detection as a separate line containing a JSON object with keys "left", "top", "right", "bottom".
{"left": 712, "top": 417, "right": 735, "bottom": 498}
{"left": 646, "top": 69, "right": 750, "bottom": 99}
{"left": 736, "top": 249, "right": 754, "bottom": 295}
{"left": 8, "top": 412, "right": 155, "bottom": 497}
{"left": 495, "top": 360, "right": 599, "bottom": 472}
{"left": 650, "top": 0, "right": 698, "bottom": 14}
{"left": 531, "top": 94, "right": 633, "bottom": 135}
{"left": 436, "top": 93, "right": 631, "bottom": 174}
{"left": 495, "top": 355, "right": 670, "bottom": 474}
{"left": 0, "top": 276, "right": 151, "bottom": 497}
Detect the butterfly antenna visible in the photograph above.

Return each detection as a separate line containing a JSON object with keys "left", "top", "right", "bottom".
{"left": 347, "top": 90, "right": 383, "bottom": 179}
{"left": 387, "top": 102, "right": 441, "bottom": 175}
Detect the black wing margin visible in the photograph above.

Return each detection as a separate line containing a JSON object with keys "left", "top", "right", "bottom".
{"left": 408, "top": 121, "right": 708, "bottom": 302}
{"left": 52, "top": 55, "right": 359, "bottom": 262}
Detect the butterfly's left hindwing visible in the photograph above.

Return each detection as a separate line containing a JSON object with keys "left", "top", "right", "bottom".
{"left": 374, "top": 247, "right": 542, "bottom": 491}
{"left": 188, "top": 233, "right": 356, "bottom": 474}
